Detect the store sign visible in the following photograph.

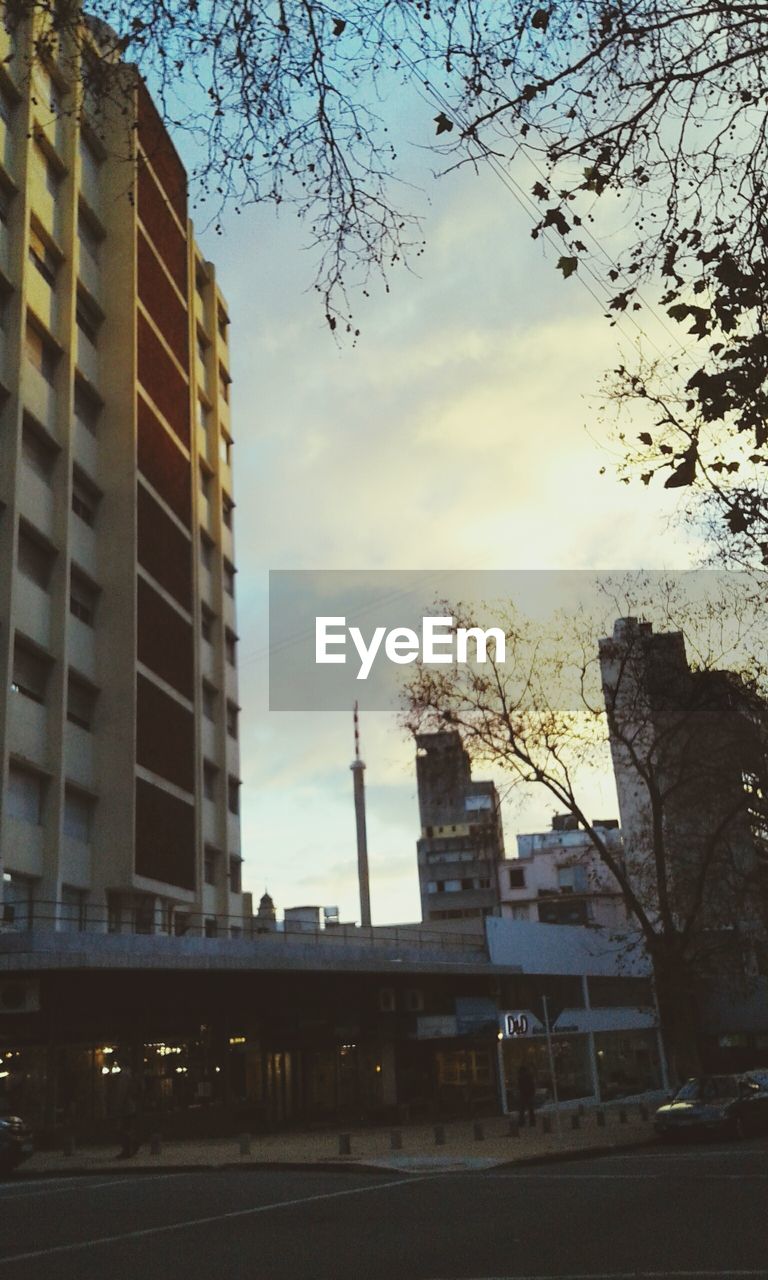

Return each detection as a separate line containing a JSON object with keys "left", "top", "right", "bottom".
{"left": 502, "top": 1011, "right": 531, "bottom": 1038}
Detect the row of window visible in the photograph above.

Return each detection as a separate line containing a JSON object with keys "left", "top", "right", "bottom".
{"left": 10, "top": 637, "right": 97, "bottom": 728}
{"left": 426, "top": 876, "right": 493, "bottom": 894}
{"left": 7, "top": 761, "right": 94, "bottom": 841}
{"left": 17, "top": 521, "right": 100, "bottom": 622}
{"left": 23, "top": 416, "right": 100, "bottom": 519}
{"left": 506, "top": 864, "right": 590, "bottom": 893}
{"left": 201, "top": 682, "right": 238, "bottom": 738}
{"left": 202, "top": 760, "right": 240, "bottom": 815}
{"left": 201, "top": 605, "right": 237, "bottom": 665}
{"left": 203, "top": 846, "right": 242, "bottom": 894}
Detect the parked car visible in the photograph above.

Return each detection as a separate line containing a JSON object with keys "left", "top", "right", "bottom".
{"left": 654, "top": 1074, "right": 768, "bottom": 1141}
{"left": 0, "top": 1114, "right": 33, "bottom": 1175}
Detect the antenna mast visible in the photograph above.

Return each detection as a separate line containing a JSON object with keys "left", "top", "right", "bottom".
{"left": 350, "top": 701, "right": 372, "bottom": 928}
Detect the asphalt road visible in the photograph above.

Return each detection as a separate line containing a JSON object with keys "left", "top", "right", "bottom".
{"left": 0, "top": 1141, "right": 766, "bottom": 1279}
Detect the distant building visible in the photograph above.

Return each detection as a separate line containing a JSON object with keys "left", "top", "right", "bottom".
{"left": 415, "top": 731, "right": 505, "bottom": 922}
{"left": 499, "top": 815, "right": 627, "bottom": 929}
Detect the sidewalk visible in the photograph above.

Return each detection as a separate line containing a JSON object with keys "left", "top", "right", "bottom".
{"left": 19, "top": 1097, "right": 662, "bottom": 1178}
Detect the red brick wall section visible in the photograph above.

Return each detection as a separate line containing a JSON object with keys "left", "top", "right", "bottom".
{"left": 137, "top": 79, "right": 188, "bottom": 226}
{"left": 138, "top": 230, "right": 189, "bottom": 367}
{"left": 136, "top": 672, "right": 195, "bottom": 794}
{"left": 136, "top": 482, "right": 193, "bottom": 612}
{"left": 135, "top": 775, "right": 195, "bottom": 891}
{"left": 137, "top": 575, "right": 194, "bottom": 700}
{"left": 136, "top": 394, "right": 192, "bottom": 529}
{"left": 137, "top": 311, "right": 190, "bottom": 448}
{"left": 137, "top": 161, "right": 187, "bottom": 295}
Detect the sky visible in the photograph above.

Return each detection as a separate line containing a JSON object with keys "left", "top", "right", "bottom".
{"left": 185, "top": 96, "right": 700, "bottom": 925}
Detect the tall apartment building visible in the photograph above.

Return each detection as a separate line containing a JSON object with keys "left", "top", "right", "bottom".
{"left": 0, "top": 11, "right": 244, "bottom": 935}
{"left": 499, "top": 814, "right": 627, "bottom": 929}
{"left": 598, "top": 617, "right": 768, "bottom": 936}
{"left": 416, "top": 731, "right": 504, "bottom": 922}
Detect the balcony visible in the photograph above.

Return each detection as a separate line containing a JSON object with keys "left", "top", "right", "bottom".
{"left": 7, "top": 693, "right": 48, "bottom": 767}
{"left": 27, "top": 267, "right": 59, "bottom": 338}
{"left": 73, "top": 416, "right": 98, "bottom": 479}
{"left": 18, "top": 466, "right": 55, "bottom": 540}
{"left": 13, "top": 575, "right": 52, "bottom": 649}
{"left": 78, "top": 245, "right": 100, "bottom": 299}
{"left": 76, "top": 330, "right": 99, "bottom": 387}
{"left": 64, "top": 720, "right": 95, "bottom": 792}
{"left": 3, "top": 816, "right": 44, "bottom": 879}
{"left": 68, "top": 617, "right": 96, "bottom": 682}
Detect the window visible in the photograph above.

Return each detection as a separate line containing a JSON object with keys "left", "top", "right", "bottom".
{"left": 33, "top": 142, "right": 60, "bottom": 198}
{"left": 204, "top": 917, "right": 218, "bottom": 938}
{"left": 63, "top": 787, "right": 93, "bottom": 843}
{"left": 229, "top": 856, "right": 242, "bottom": 894}
{"left": 79, "top": 133, "right": 102, "bottom": 195}
{"left": 508, "top": 904, "right": 530, "bottom": 921}
{"left": 558, "top": 865, "right": 588, "bottom": 894}
{"left": 200, "top": 531, "right": 213, "bottom": 570}
{"left": 197, "top": 400, "right": 209, "bottom": 432}
{"left": 17, "top": 525, "right": 55, "bottom": 588}
{"left": 227, "top": 775, "right": 240, "bottom": 816}
{"left": 76, "top": 292, "right": 101, "bottom": 345}
{"left": 204, "top": 845, "right": 219, "bottom": 885}
{"left": 222, "top": 495, "right": 233, "bottom": 530}
{"left": 220, "top": 434, "right": 232, "bottom": 467}
{"left": 199, "top": 464, "right": 211, "bottom": 499}
{"left": 61, "top": 885, "right": 87, "bottom": 932}
{"left": 71, "top": 471, "right": 99, "bottom": 526}
{"left": 67, "top": 673, "right": 96, "bottom": 730}
{"left": 196, "top": 333, "right": 207, "bottom": 365}
{"left": 203, "top": 760, "right": 218, "bottom": 801}
{"left": 217, "top": 308, "right": 228, "bottom": 341}
{"left": 77, "top": 212, "right": 101, "bottom": 268}
{"left": 508, "top": 867, "right": 526, "bottom": 889}
{"left": 224, "top": 629, "right": 237, "bottom": 665}
{"left": 69, "top": 570, "right": 98, "bottom": 626}
{"left": 11, "top": 641, "right": 50, "bottom": 704}
{"left": 201, "top": 606, "right": 215, "bottom": 644}
{"left": 202, "top": 683, "right": 217, "bottom": 721}
{"left": 74, "top": 380, "right": 100, "bottom": 435}
{"left": 7, "top": 763, "right": 45, "bottom": 824}
{"left": 28, "top": 224, "right": 58, "bottom": 286}
{"left": 195, "top": 267, "right": 207, "bottom": 299}
{"left": 218, "top": 365, "right": 230, "bottom": 403}
{"left": 25, "top": 322, "right": 57, "bottom": 385}
{"left": 22, "top": 418, "right": 57, "bottom": 481}
{"left": 226, "top": 701, "right": 238, "bottom": 739}
{"left": 223, "top": 559, "right": 235, "bottom": 597}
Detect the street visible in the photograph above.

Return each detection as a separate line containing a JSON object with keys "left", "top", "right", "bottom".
{"left": 0, "top": 1141, "right": 766, "bottom": 1279}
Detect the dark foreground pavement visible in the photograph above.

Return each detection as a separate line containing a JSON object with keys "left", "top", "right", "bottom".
{"left": 0, "top": 1140, "right": 766, "bottom": 1279}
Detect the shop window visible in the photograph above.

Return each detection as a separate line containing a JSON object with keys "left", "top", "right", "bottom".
{"left": 11, "top": 640, "right": 50, "bottom": 704}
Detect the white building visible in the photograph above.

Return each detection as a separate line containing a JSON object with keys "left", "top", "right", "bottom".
{"left": 499, "top": 815, "right": 628, "bottom": 930}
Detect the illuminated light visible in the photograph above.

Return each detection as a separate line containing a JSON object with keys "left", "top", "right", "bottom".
{"left": 497, "top": 1031, "right": 504, "bottom": 1041}
{"left": 228, "top": 1036, "right": 246, "bottom": 1046}
{"left": 0, "top": 1071, "right": 9, "bottom": 1079}
{"left": 374, "top": 1064, "right": 382, "bottom": 1073}
{"left": 111, "top": 1065, "right": 121, "bottom": 1074}
{"left": 101, "top": 1067, "right": 110, "bottom": 1075}
{"left": 101, "top": 1047, "right": 114, "bottom": 1055}
{"left": 214, "top": 1066, "right": 221, "bottom": 1073}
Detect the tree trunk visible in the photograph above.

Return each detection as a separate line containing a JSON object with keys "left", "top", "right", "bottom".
{"left": 649, "top": 944, "right": 704, "bottom": 1086}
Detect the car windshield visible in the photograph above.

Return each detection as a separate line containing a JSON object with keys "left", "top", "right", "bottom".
{"left": 674, "top": 1077, "right": 739, "bottom": 1102}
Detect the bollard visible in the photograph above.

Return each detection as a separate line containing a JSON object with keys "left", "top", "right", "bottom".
{"left": 390, "top": 1130, "right": 402, "bottom": 1151}
{"left": 596, "top": 1109, "right": 606, "bottom": 1127}
{"left": 619, "top": 1108, "right": 628, "bottom": 1125}
{"left": 570, "top": 1113, "right": 580, "bottom": 1130}
{"left": 338, "top": 1133, "right": 351, "bottom": 1156}
{"left": 434, "top": 1124, "right": 446, "bottom": 1146}
{"left": 542, "top": 1115, "right": 552, "bottom": 1134}
{"left": 507, "top": 1118, "right": 520, "bottom": 1138}
{"left": 639, "top": 1103, "right": 649, "bottom": 1121}
{"left": 473, "top": 1120, "right": 485, "bottom": 1142}
{"left": 239, "top": 1133, "right": 251, "bottom": 1156}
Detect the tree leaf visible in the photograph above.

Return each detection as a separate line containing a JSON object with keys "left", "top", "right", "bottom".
{"left": 557, "top": 256, "right": 578, "bottom": 278}
{"left": 434, "top": 112, "right": 454, "bottom": 135}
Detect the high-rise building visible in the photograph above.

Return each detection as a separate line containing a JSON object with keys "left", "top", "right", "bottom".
{"left": 598, "top": 618, "right": 768, "bottom": 936}
{"left": 0, "top": 10, "right": 244, "bottom": 935}
{"left": 415, "top": 730, "right": 504, "bottom": 922}
{"left": 499, "top": 814, "right": 627, "bottom": 929}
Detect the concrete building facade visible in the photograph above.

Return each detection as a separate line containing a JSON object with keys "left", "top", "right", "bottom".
{"left": 416, "top": 731, "right": 505, "bottom": 923}
{"left": 0, "top": 9, "right": 244, "bottom": 936}
{"left": 499, "top": 814, "right": 628, "bottom": 930}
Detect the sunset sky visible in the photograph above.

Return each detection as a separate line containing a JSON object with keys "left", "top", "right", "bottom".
{"left": 186, "top": 105, "right": 699, "bottom": 924}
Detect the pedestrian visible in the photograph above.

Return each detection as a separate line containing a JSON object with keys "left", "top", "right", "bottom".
{"left": 517, "top": 1062, "right": 536, "bottom": 1128}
